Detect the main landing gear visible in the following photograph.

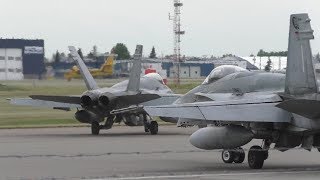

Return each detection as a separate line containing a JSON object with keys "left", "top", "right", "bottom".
{"left": 91, "top": 114, "right": 159, "bottom": 135}
{"left": 247, "top": 146, "right": 268, "bottom": 169}
{"left": 149, "top": 121, "right": 158, "bottom": 135}
{"left": 222, "top": 147, "right": 245, "bottom": 164}
{"left": 91, "top": 116, "right": 114, "bottom": 135}
{"left": 142, "top": 114, "right": 158, "bottom": 135}
{"left": 222, "top": 140, "right": 270, "bottom": 169}
{"left": 91, "top": 121, "right": 100, "bottom": 135}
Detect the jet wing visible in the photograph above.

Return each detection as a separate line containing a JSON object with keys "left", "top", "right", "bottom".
{"left": 30, "top": 95, "right": 81, "bottom": 104}
{"left": 144, "top": 94, "right": 292, "bottom": 123}
{"left": 10, "top": 98, "right": 81, "bottom": 111}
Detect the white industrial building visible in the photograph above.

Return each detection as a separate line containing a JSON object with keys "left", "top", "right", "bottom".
{"left": 0, "top": 48, "right": 24, "bottom": 80}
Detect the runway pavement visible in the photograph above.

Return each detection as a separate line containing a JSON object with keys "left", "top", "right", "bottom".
{"left": 0, "top": 126, "right": 320, "bottom": 179}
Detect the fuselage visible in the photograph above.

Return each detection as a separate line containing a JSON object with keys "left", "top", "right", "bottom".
{"left": 176, "top": 72, "right": 285, "bottom": 104}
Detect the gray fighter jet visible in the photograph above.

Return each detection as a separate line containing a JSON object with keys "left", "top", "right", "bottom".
{"left": 10, "top": 45, "right": 180, "bottom": 135}
{"left": 145, "top": 13, "right": 320, "bottom": 169}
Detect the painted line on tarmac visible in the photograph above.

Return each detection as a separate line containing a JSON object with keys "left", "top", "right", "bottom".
{"left": 88, "top": 169, "right": 320, "bottom": 180}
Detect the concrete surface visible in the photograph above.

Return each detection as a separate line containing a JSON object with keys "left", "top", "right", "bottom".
{"left": 0, "top": 126, "right": 319, "bottom": 179}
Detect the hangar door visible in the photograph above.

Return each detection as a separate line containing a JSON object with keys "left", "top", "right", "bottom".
{"left": 0, "top": 48, "right": 23, "bottom": 80}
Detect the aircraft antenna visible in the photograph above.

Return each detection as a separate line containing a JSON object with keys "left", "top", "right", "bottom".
{"left": 169, "top": 0, "right": 185, "bottom": 85}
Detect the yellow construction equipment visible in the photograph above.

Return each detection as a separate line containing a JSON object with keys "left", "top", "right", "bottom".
{"left": 64, "top": 55, "right": 115, "bottom": 81}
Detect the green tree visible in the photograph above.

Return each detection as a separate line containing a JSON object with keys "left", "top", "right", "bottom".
{"left": 87, "top": 45, "right": 98, "bottom": 60}
{"left": 78, "top": 48, "right": 84, "bottom": 59}
{"left": 257, "top": 49, "right": 287, "bottom": 57}
{"left": 149, "top": 46, "right": 157, "bottom": 58}
{"left": 92, "top": 45, "right": 98, "bottom": 57}
{"left": 315, "top": 53, "right": 320, "bottom": 63}
{"left": 112, "top": 43, "right": 130, "bottom": 60}
{"left": 257, "top": 49, "right": 266, "bottom": 57}
{"left": 60, "top": 52, "right": 66, "bottom": 59}
{"left": 222, "top": 54, "right": 234, "bottom": 58}
{"left": 54, "top": 50, "right": 61, "bottom": 63}
{"left": 264, "top": 58, "right": 272, "bottom": 72}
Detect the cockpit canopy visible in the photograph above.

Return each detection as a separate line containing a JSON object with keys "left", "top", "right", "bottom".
{"left": 202, "top": 65, "right": 248, "bottom": 84}
{"left": 143, "top": 73, "right": 164, "bottom": 84}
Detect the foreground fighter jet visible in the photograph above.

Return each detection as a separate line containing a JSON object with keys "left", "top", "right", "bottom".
{"left": 11, "top": 45, "right": 179, "bottom": 135}
{"left": 145, "top": 14, "right": 319, "bottom": 169}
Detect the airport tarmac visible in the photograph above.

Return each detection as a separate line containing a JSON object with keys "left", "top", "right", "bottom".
{"left": 0, "top": 126, "right": 320, "bottom": 179}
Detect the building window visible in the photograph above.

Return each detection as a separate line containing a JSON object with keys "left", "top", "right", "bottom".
{"left": 8, "top": 69, "right": 14, "bottom": 72}
{"left": 16, "top": 69, "right": 22, "bottom": 73}
{"left": 184, "top": 71, "right": 187, "bottom": 74}
{"left": 195, "top": 71, "right": 198, "bottom": 74}
{"left": 0, "top": 69, "right": 5, "bottom": 72}
{"left": 15, "top": 57, "right": 22, "bottom": 61}
{"left": 0, "top": 56, "right": 5, "bottom": 60}
{"left": 8, "top": 56, "right": 14, "bottom": 60}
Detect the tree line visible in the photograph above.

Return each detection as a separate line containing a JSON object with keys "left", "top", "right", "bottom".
{"left": 52, "top": 43, "right": 158, "bottom": 63}
{"left": 257, "top": 49, "right": 287, "bottom": 57}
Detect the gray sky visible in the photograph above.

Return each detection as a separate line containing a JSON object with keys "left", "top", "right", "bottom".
{"left": 1, "top": 0, "right": 320, "bottom": 58}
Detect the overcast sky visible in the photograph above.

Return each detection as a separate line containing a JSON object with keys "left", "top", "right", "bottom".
{"left": 1, "top": 0, "right": 320, "bottom": 58}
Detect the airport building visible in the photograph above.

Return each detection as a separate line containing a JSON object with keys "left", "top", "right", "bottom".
{"left": 52, "top": 56, "right": 258, "bottom": 79}
{"left": 0, "top": 39, "right": 45, "bottom": 80}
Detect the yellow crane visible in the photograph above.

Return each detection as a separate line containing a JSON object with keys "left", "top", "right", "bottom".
{"left": 64, "top": 55, "right": 115, "bottom": 81}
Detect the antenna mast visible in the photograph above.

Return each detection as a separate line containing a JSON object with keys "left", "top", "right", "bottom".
{"left": 169, "top": 0, "right": 185, "bottom": 85}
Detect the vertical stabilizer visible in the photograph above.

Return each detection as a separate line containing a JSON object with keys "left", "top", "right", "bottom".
{"left": 68, "top": 46, "right": 99, "bottom": 90}
{"left": 285, "top": 13, "right": 317, "bottom": 95}
{"left": 126, "top": 45, "right": 143, "bottom": 92}
{"left": 100, "top": 55, "right": 114, "bottom": 72}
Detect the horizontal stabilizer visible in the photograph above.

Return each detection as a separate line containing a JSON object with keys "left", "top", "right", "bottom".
{"left": 30, "top": 95, "right": 81, "bottom": 105}
{"left": 276, "top": 99, "right": 320, "bottom": 119}
{"left": 117, "top": 93, "right": 160, "bottom": 105}
{"left": 141, "top": 94, "right": 182, "bottom": 106}
{"left": 10, "top": 98, "right": 81, "bottom": 109}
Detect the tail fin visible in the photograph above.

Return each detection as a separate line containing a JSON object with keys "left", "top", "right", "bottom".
{"left": 126, "top": 45, "right": 143, "bottom": 92}
{"left": 285, "top": 13, "right": 317, "bottom": 95}
{"left": 100, "top": 55, "right": 115, "bottom": 72}
{"left": 68, "top": 46, "right": 99, "bottom": 90}
{"left": 106, "top": 55, "right": 115, "bottom": 66}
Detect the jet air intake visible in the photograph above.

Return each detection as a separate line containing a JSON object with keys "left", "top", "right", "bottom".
{"left": 189, "top": 126, "right": 253, "bottom": 150}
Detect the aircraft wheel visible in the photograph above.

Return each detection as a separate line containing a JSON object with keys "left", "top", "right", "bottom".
{"left": 222, "top": 149, "right": 234, "bottom": 163}
{"left": 91, "top": 121, "right": 100, "bottom": 135}
{"left": 233, "top": 147, "right": 245, "bottom": 163}
{"left": 248, "top": 146, "right": 265, "bottom": 169}
{"left": 149, "top": 121, "right": 158, "bottom": 135}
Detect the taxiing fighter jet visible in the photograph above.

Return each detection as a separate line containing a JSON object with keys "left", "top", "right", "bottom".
{"left": 145, "top": 13, "right": 320, "bottom": 169}
{"left": 10, "top": 45, "right": 179, "bottom": 135}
